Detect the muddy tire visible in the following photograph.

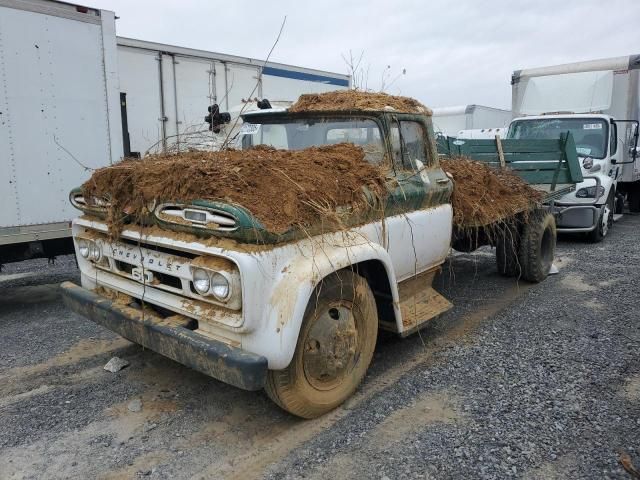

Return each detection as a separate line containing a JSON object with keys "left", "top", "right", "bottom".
{"left": 495, "top": 224, "right": 521, "bottom": 278}
{"left": 264, "top": 270, "right": 378, "bottom": 419}
{"left": 517, "top": 210, "right": 556, "bottom": 283}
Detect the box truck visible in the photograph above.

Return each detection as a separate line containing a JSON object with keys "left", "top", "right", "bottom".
{"left": 0, "top": 0, "right": 122, "bottom": 266}
{"left": 508, "top": 55, "right": 640, "bottom": 242}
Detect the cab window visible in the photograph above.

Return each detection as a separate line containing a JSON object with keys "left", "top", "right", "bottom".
{"left": 610, "top": 122, "right": 618, "bottom": 156}
{"left": 390, "top": 120, "right": 428, "bottom": 170}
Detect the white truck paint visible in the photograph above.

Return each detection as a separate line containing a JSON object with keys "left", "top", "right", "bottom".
{"left": 116, "top": 37, "right": 350, "bottom": 156}
{"left": 508, "top": 55, "right": 640, "bottom": 240}
{"left": 432, "top": 104, "right": 512, "bottom": 137}
{"left": 71, "top": 205, "right": 453, "bottom": 370}
{"left": 0, "top": 0, "right": 122, "bottom": 264}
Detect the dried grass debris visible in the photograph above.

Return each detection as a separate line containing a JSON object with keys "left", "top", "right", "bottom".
{"left": 289, "top": 90, "right": 431, "bottom": 115}
{"left": 441, "top": 157, "right": 543, "bottom": 228}
{"left": 82, "top": 144, "right": 387, "bottom": 237}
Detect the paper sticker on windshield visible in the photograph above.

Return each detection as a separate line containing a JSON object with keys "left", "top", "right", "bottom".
{"left": 583, "top": 124, "right": 602, "bottom": 130}
{"left": 239, "top": 123, "right": 260, "bottom": 135}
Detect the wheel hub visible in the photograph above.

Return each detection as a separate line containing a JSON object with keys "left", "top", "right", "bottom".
{"left": 302, "top": 305, "right": 358, "bottom": 390}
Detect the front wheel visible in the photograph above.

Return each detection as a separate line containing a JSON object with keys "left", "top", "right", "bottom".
{"left": 265, "top": 270, "right": 378, "bottom": 418}
{"left": 587, "top": 193, "right": 614, "bottom": 243}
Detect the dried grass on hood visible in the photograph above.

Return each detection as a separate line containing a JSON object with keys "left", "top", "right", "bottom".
{"left": 82, "top": 144, "right": 387, "bottom": 237}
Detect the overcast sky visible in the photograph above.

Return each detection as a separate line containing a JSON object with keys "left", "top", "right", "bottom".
{"left": 90, "top": 0, "right": 640, "bottom": 110}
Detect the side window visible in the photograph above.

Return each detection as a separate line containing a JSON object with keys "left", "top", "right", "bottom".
{"left": 390, "top": 121, "right": 428, "bottom": 170}
{"left": 610, "top": 122, "right": 618, "bottom": 156}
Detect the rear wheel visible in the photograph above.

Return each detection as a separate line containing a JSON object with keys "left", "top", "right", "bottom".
{"left": 265, "top": 270, "right": 378, "bottom": 418}
{"left": 518, "top": 210, "right": 556, "bottom": 283}
{"left": 495, "top": 224, "right": 521, "bottom": 278}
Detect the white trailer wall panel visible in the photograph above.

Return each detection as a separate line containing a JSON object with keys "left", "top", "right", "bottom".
{"left": 117, "top": 47, "right": 162, "bottom": 155}
{"left": 0, "top": 1, "right": 121, "bottom": 239}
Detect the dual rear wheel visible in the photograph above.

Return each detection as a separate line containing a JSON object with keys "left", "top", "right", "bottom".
{"left": 496, "top": 210, "right": 556, "bottom": 283}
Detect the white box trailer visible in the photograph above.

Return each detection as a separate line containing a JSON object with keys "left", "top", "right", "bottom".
{"left": 431, "top": 104, "right": 512, "bottom": 137}
{"left": 0, "top": 0, "right": 122, "bottom": 266}
{"left": 116, "top": 38, "right": 351, "bottom": 156}
{"left": 510, "top": 55, "right": 640, "bottom": 223}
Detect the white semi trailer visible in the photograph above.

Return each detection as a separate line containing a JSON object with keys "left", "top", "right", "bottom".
{"left": 508, "top": 55, "right": 640, "bottom": 242}
{"left": 0, "top": 0, "right": 350, "bottom": 267}
{"left": 115, "top": 38, "right": 351, "bottom": 157}
{"left": 431, "top": 104, "right": 512, "bottom": 137}
{"left": 0, "top": 0, "right": 122, "bottom": 266}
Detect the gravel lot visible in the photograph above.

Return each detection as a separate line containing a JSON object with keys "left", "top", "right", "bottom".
{"left": 1, "top": 215, "right": 638, "bottom": 479}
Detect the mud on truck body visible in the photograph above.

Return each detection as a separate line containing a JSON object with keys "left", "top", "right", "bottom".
{"left": 61, "top": 105, "right": 560, "bottom": 418}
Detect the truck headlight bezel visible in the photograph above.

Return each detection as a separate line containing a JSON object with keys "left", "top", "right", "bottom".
{"left": 190, "top": 266, "right": 234, "bottom": 302}
{"left": 575, "top": 185, "right": 605, "bottom": 199}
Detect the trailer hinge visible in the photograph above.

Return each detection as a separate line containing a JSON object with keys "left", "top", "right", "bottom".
{"left": 159, "top": 116, "right": 168, "bottom": 122}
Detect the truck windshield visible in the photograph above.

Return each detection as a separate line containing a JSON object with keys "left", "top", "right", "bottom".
{"left": 240, "top": 117, "right": 386, "bottom": 164}
{"left": 507, "top": 118, "right": 608, "bottom": 159}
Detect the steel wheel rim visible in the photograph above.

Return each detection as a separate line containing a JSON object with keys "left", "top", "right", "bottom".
{"left": 302, "top": 303, "right": 359, "bottom": 391}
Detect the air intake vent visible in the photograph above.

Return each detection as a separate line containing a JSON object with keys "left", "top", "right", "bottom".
{"left": 70, "top": 192, "right": 110, "bottom": 212}
{"left": 156, "top": 204, "right": 237, "bottom": 231}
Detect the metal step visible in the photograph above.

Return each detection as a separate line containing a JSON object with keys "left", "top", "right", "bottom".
{"left": 613, "top": 213, "right": 624, "bottom": 222}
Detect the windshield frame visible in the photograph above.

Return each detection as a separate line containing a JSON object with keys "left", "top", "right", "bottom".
{"left": 507, "top": 117, "right": 610, "bottom": 159}
{"left": 239, "top": 111, "right": 388, "bottom": 161}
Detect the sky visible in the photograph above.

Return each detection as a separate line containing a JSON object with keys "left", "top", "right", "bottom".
{"left": 89, "top": 0, "right": 640, "bottom": 110}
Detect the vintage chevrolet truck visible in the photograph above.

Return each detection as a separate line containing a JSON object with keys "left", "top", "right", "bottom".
{"left": 60, "top": 103, "right": 561, "bottom": 418}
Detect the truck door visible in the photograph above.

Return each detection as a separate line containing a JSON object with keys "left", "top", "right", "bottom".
{"left": 383, "top": 118, "right": 453, "bottom": 280}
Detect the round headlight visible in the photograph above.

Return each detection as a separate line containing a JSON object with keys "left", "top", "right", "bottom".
{"left": 77, "top": 239, "right": 90, "bottom": 258}
{"left": 88, "top": 242, "right": 102, "bottom": 262}
{"left": 192, "top": 268, "right": 211, "bottom": 294}
{"left": 210, "top": 272, "right": 230, "bottom": 300}
{"left": 582, "top": 156, "right": 594, "bottom": 169}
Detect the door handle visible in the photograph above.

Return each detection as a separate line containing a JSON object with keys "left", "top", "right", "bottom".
{"left": 436, "top": 178, "right": 450, "bottom": 184}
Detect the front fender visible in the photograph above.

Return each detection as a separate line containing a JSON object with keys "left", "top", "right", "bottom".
{"left": 254, "top": 234, "right": 399, "bottom": 370}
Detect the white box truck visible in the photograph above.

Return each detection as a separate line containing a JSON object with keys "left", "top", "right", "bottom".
{"left": 508, "top": 55, "right": 640, "bottom": 242}
{"left": 0, "top": 0, "right": 122, "bottom": 266}
{"left": 431, "top": 104, "right": 512, "bottom": 137}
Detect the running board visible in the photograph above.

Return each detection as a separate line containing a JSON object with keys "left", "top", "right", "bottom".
{"left": 394, "top": 269, "right": 453, "bottom": 337}
{"left": 613, "top": 213, "right": 623, "bottom": 222}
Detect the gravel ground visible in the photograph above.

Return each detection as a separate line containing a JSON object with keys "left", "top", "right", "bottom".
{"left": 0, "top": 215, "right": 638, "bottom": 479}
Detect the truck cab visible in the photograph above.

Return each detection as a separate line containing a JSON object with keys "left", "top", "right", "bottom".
{"left": 507, "top": 113, "right": 638, "bottom": 242}
{"left": 62, "top": 103, "right": 461, "bottom": 418}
